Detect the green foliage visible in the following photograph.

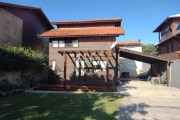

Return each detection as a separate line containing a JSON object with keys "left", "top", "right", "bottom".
{"left": 0, "top": 44, "right": 48, "bottom": 72}
{"left": 142, "top": 44, "right": 158, "bottom": 55}
{"left": 0, "top": 79, "right": 12, "bottom": 94}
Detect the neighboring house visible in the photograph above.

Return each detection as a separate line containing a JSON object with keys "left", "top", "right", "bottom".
{"left": 0, "top": 2, "right": 53, "bottom": 54}
{"left": 153, "top": 14, "right": 180, "bottom": 59}
{"left": 0, "top": 2, "right": 53, "bottom": 83}
{"left": 39, "top": 18, "right": 124, "bottom": 88}
{"left": 116, "top": 41, "right": 143, "bottom": 77}
{"left": 154, "top": 14, "right": 180, "bottom": 89}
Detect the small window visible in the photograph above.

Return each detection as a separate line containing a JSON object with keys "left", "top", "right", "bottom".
{"left": 52, "top": 41, "right": 58, "bottom": 47}
{"left": 127, "top": 63, "right": 136, "bottom": 70}
{"left": 166, "top": 45, "right": 169, "bottom": 54}
{"left": 52, "top": 60, "right": 56, "bottom": 70}
{"left": 72, "top": 40, "right": 78, "bottom": 47}
{"left": 176, "top": 23, "right": 180, "bottom": 30}
{"left": 119, "top": 63, "right": 123, "bottom": 70}
{"left": 59, "top": 41, "right": 65, "bottom": 47}
{"left": 171, "top": 43, "right": 174, "bottom": 52}
{"left": 65, "top": 40, "right": 73, "bottom": 47}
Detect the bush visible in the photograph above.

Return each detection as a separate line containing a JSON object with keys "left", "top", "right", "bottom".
{"left": 0, "top": 44, "right": 48, "bottom": 72}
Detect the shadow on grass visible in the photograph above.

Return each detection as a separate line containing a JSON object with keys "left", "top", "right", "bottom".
{"left": 0, "top": 93, "right": 125, "bottom": 120}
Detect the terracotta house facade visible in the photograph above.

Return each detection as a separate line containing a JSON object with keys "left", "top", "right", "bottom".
{"left": 153, "top": 14, "right": 180, "bottom": 59}
{"left": 39, "top": 18, "right": 124, "bottom": 88}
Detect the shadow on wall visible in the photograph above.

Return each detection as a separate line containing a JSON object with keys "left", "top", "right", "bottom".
{"left": 118, "top": 102, "right": 150, "bottom": 120}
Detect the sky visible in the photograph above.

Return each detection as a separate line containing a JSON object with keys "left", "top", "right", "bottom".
{"left": 1, "top": 0, "right": 180, "bottom": 44}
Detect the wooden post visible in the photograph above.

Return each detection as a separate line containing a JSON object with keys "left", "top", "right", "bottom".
{"left": 115, "top": 48, "right": 119, "bottom": 79}
{"left": 150, "top": 64, "right": 153, "bottom": 77}
{"left": 63, "top": 53, "right": 67, "bottom": 88}
{"left": 166, "top": 62, "right": 170, "bottom": 87}
{"left": 106, "top": 55, "right": 109, "bottom": 88}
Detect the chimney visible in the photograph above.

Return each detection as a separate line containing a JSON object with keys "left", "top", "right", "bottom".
{"left": 138, "top": 39, "right": 141, "bottom": 42}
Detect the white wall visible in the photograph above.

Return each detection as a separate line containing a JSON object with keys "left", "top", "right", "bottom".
{"left": 119, "top": 46, "right": 143, "bottom": 77}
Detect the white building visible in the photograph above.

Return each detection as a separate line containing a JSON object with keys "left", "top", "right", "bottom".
{"left": 116, "top": 41, "right": 143, "bottom": 78}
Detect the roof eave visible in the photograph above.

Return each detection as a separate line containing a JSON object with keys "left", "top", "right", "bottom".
{"left": 155, "top": 33, "right": 180, "bottom": 46}
{"left": 38, "top": 34, "right": 123, "bottom": 38}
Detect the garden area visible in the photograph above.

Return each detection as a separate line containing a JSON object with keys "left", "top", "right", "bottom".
{"left": 0, "top": 93, "right": 124, "bottom": 120}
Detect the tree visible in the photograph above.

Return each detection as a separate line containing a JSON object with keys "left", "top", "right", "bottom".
{"left": 142, "top": 44, "right": 158, "bottom": 55}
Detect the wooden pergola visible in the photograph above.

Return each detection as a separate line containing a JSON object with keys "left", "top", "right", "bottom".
{"left": 58, "top": 49, "right": 118, "bottom": 88}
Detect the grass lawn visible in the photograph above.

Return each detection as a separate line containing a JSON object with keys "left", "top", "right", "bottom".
{"left": 0, "top": 93, "right": 124, "bottom": 120}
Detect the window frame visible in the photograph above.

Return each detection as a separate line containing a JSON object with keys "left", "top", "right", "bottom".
{"left": 51, "top": 60, "right": 56, "bottom": 70}
{"left": 51, "top": 40, "right": 78, "bottom": 48}
{"left": 166, "top": 45, "right": 169, "bottom": 54}
{"left": 176, "top": 23, "right": 180, "bottom": 30}
{"left": 171, "top": 43, "right": 174, "bottom": 52}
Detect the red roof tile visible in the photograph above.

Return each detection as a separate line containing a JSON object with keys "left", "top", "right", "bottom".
{"left": 51, "top": 18, "right": 122, "bottom": 25}
{"left": 38, "top": 27, "right": 124, "bottom": 38}
{"left": 116, "top": 41, "right": 141, "bottom": 46}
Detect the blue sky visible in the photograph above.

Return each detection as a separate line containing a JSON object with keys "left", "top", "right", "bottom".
{"left": 1, "top": 0, "right": 180, "bottom": 44}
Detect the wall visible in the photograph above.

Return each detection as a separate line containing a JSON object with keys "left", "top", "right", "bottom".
{"left": 159, "top": 37, "right": 180, "bottom": 59}
{"left": 49, "top": 36, "right": 116, "bottom": 85}
{"left": 0, "top": 70, "right": 48, "bottom": 85}
{"left": 0, "top": 8, "right": 23, "bottom": 46}
{"left": 119, "top": 46, "right": 142, "bottom": 77}
{"left": 170, "top": 59, "right": 180, "bottom": 89}
{"left": 2, "top": 7, "right": 51, "bottom": 54}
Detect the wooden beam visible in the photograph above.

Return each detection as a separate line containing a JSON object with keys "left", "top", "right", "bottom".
{"left": 63, "top": 53, "right": 67, "bottom": 88}
{"left": 106, "top": 55, "right": 109, "bottom": 88}
{"left": 166, "top": 62, "right": 170, "bottom": 87}
{"left": 115, "top": 50, "right": 119, "bottom": 79}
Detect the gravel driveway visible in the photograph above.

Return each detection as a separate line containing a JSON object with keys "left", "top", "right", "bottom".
{"left": 116, "top": 81, "right": 180, "bottom": 120}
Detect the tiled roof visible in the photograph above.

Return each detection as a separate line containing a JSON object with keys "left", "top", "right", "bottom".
{"left": 153, "top": 13, "right": 180, "bottom": 32}
{"left": 51, "top": 18, "right": 122, "bottom": 25}
{"left": 116, "top": 41, "right": 141, "bottom": 46}
{"left": 38, "top": 27, "right": 124, "bottom": 38}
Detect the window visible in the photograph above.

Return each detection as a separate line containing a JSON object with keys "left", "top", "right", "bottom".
{"left": 52, "top": 40, "right": 78, "bottom": 47}
{"left": 171, "top": 43, "right": 174, "bottom": 52}
{"left": 119, "top": 63, "right": 123, "bottom": 70}
{"left": 127, "top": 63, "right": 136, "bottom": 70}
{"left": 52, "top": 41, "right": 58, "bottom": 47}
{"left": 166, "top": 45, "right": 169, "bottom": 54}
{"left": 59, "top": 40, "right": 65, "bottom": 47}
{"left": 92, "top": 60, "right": 106, "bottom": 72}
{"left": 176, "top": 23, "right": 180, "bottom": 30}
{"left": 52, "top": 60, "right": 56, "bottom": 70}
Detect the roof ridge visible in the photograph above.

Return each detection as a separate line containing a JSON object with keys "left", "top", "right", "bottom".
{"left": 52, "top": 18, "right": 122, "bottom": 23}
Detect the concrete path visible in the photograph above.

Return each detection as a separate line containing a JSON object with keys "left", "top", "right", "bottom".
{"left": 116, "top": 81, "right": 180, "bottom": 120}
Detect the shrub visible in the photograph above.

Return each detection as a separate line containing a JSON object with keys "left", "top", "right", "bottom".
{"left": 0, "top": 44, "right": 48, "bottom": 72}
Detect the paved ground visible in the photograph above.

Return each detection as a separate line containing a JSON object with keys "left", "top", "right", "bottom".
{"left": 116, "top": 80, "right": 180, "bottom": 120}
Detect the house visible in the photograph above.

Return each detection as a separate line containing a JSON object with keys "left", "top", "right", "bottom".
{"left": 0, "top": 2, "right": 53, "bottom": 84}
{"left": 0, "top": 2, "right": 53, "bottom": 54}
{"left": 154, "top": 14, "right": 180, "bottom": 89}
{"left": 38, "top": 18, "right": 125, "bottom": 91}
{"left": 116, "top": 41, "right": 143, "bottom": 78}
{"left": 153, "top": 14, "right": 180, "bottom": 59}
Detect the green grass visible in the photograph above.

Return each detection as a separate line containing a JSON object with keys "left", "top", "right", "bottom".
{"left": 0, "top": 93, "right": 124, "bottom": 120}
